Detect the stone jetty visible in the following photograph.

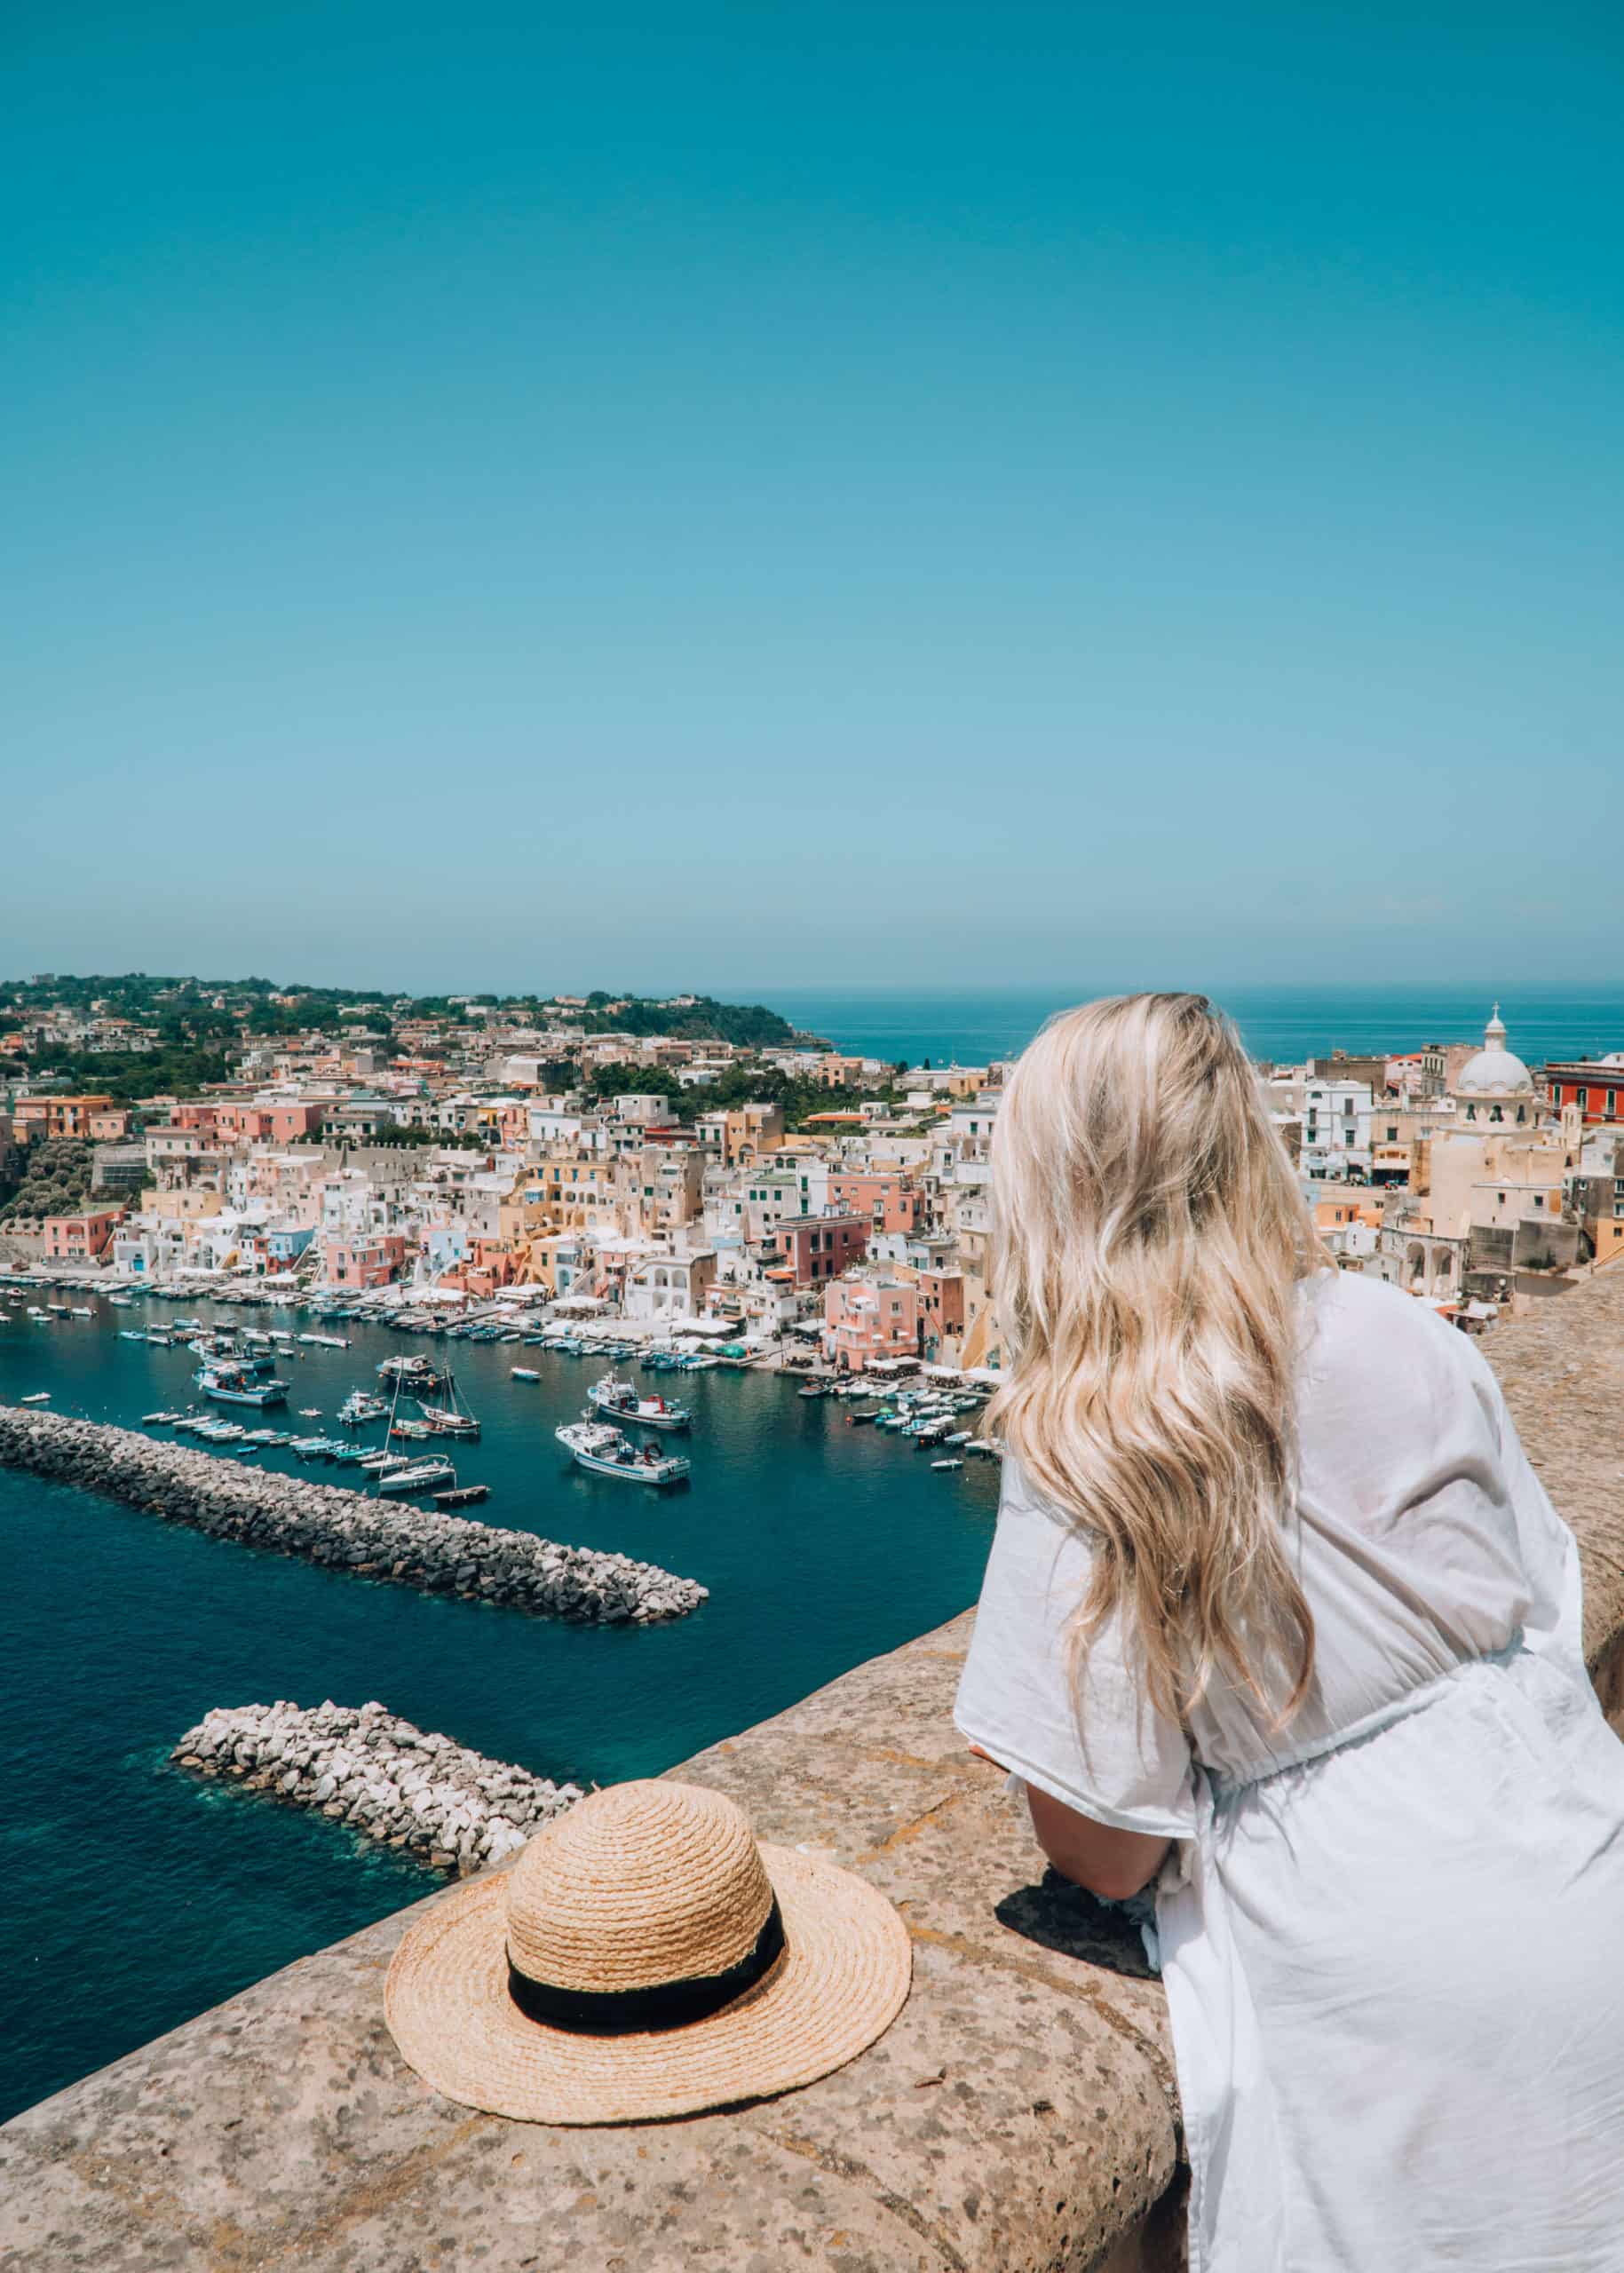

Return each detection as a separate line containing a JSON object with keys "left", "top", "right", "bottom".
{"left": 0, "top": 1405, "right": 706, "bottom": 1623}
{"left": 173, "top": 1700, "right": 582, "bottom": 1873}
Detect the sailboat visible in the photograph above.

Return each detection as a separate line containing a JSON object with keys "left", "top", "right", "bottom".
{"left": 414, "top": 1365, "right": 481, "bottom": 1438}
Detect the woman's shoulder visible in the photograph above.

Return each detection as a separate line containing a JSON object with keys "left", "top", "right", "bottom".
{"left": 1297, "top": 1269, "right": 1499, "bottom": 1430}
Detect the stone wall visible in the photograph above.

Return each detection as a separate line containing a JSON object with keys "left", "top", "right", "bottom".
{"left": 4, "top": 1267, "right": 1622, "bottom": 2272}
{"left": 0, "top": 1406, "right": 706, "bottom": 1624}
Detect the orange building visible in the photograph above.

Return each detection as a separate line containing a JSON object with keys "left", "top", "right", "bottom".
{"left": 15, "top": 1095, "right": 117, "bottom": 1143}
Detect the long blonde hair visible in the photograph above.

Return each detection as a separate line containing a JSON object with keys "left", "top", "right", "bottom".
{"left": 988, "top": 992, "right": 1322, "bottom": 1729}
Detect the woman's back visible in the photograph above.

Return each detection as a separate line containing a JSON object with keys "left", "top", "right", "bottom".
{"left": 959, "top": 1274, "right": 1624, "bottom": 2270}
{"left": 1192, "top": 1270, "right": 1584, "bottom": 1782}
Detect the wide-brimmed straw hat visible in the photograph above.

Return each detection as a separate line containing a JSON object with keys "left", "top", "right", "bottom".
{"left": 384, "top": 1778, "right": 912, "bottom": 2124}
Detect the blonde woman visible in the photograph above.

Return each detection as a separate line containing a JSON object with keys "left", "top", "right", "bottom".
{"left": 955, "top": 994, "right": 1624, "bottom": 2272}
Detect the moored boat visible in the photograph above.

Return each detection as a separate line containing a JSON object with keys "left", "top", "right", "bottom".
{"left": 194, "top": 1366, "right": 289, "bottom": 1408}
{"left": 376, "top": 1455, "right": 458, "bottom": 1495}
{"left": 556, "top": 1421, "right": 690, "bottom": 1485}
{"left": 586, "top": 1374, "right": 692, "bottom": 1430}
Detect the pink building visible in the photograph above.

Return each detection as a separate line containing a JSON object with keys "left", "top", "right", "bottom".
{"left": 823, "top": 1273, "right": 918, "bottom": 1372}
{"left": 217, "top": 1103, "right": 326, "bottom": 1144}
{"left": 323, "top": 1233, "right": 406, "bottom": 1288}
{"left": 828, "top": 1170, "right": 926, "bottom": 1236}
{"left": 44, "top": 1208, "right": 123, "bottom": 1262}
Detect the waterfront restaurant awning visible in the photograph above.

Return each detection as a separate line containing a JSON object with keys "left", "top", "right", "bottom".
{"left": 669, "top": 1316, "right": 735, "bottom": 1338}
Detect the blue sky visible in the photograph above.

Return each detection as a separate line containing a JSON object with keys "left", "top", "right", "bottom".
{"left": 6, "top": 1, "right": 1621, "bottom": 994}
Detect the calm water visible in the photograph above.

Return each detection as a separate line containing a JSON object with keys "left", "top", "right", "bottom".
{"left": 772, "top": 983, "right": 1624, "bottom": 1071}
{"left": 0, "top": 1303, "right": 998, "bottom": 2122}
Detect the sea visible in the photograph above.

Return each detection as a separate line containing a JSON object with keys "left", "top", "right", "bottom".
{"left": 5, "top": 979, "right": 1622, "bottom": 2125}
{"left": 769, "top": 982, "right": 1624, "bottom": 1071}
{"left": 0, "top": 1310, "right": 999, "bottom": 2124}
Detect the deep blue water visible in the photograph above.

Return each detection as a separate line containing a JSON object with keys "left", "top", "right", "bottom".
{"left": 0, "top": 1304, "right": 998, "bottom": 2123}
{"left": 772, "top": 983, "right": 1624, "bottom": 1072}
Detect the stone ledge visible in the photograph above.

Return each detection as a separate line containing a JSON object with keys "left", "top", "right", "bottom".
{"left": 4, "top": 1266, "right": 1622, "bottom": 2271}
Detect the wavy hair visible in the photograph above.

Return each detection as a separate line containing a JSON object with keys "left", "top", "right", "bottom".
{"left": 988, "top": 992, "right": 1323, "bottom": 1730}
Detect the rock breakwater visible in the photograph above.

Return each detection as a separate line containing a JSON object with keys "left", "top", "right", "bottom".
{"left": 0, "top": 1406, "right": 706, "bottom": 1623}
{"left": 173, "top": 1700, "right": 582, "bottom": 1873}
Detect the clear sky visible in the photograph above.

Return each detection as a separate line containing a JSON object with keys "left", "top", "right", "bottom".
{"left": 7, "top": 1, "right": 1621, "bottom": 995}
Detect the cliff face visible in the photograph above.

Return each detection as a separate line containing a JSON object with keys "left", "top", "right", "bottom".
{"left": 3, "top": 1275, "right": 1621, "bottom": 2273}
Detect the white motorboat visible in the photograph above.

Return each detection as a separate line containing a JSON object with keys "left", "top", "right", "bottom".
{"left": 586, "top": 1375, "right": 692, "bottom": 1430}
{"left": 556, "top": 1421, "right": 690, "bottom": 1485}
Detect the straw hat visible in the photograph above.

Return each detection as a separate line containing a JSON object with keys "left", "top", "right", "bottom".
{"left": 384, "top": 1778, "right": 912, "bottom": 2123}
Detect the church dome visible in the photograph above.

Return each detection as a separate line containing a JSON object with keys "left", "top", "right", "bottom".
{"left": 1454, "top": 1005, "right": 1533, "bottom": 1098}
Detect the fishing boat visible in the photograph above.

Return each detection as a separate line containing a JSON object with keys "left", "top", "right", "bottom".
{"left": 20, "top": 1391, "right": 51, "bottom": 1405}
{"left": 511, "top": 1366, "right": 541, "bottom": 1382}
{"left": 194, "top": 1365, "right": 289, "bottom": 1409}
{"left": 141, "top": 1411, "right": 182, "bottom": 1425}
{"left": 556, "top": 1421, "right": 690, "bottom": 1486}
{"left": 298, "top": 1332, "right": 350, "bottom": 1349}
{"left": 586, "top": 1375, "right": 692, "bottom": 1430}
{"left": 338, "top": 1390, "right": 389, "bottom": 1427}
{"left": 931, "top": 1457, "right": 964, "bottom": 1471}
{"left": 376, "top": 1455, "right": 458, "bottom": 1495}
{"left": 389, "top": 1419, "right": 432, "bottom": 1440}
{"left": 119, "top": 1329, "right": 149, "bottom": 1342}
{"left": 846, "top": 1407, "right": 882, "bottom": 1426}
{"left": 70, "top": 1306, "right": 93, "bottom": 1318}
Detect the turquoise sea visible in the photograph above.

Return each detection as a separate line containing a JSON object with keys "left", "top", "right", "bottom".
{"left": 0, "top": 1307, "right": 999, "bottom": 2124}
{"left": 771, "top": 982, "right": 1624, "bottom": 1072}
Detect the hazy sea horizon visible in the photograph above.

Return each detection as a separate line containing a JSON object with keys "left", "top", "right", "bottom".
{"left": 765, "top": 983, "right": 1624, "bottom": 1072}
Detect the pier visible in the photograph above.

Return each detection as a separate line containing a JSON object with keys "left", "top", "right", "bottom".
{"left": 0, "top": 1406, "right": 707, "bottom": 1625}
{"left": 173, "top": 1700, "right": 582, "bottom": 1875}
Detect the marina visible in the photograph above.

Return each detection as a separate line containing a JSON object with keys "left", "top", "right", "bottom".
{"left": 0, "top": 1285, "right": 999, "bottom": 2125}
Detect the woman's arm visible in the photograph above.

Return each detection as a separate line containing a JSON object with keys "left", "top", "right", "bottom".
{"left": 1023, "top": 1780, "right": 1170, "bottom": 1902}
{"left": 969, "top": 1741, "right": 1170, "bottom": 1901}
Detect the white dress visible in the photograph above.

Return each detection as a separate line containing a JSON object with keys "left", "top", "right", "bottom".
{"left": 955, "top": 1271, "right": 1624, "bottom": 2272}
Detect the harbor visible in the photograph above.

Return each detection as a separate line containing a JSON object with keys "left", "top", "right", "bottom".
{"left": 0, "top": 1283, "right": 1000, "bottom": 2125}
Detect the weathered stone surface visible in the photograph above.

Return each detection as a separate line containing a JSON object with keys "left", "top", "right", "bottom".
{"left": 0, "top": 1405, "right": 706, "bottom": 1624}
{"left": 2, "top": 1273, "right": 1620, "bottom": 2270}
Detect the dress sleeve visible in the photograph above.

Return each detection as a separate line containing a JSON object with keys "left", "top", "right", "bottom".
{"left": 955, "top": 1457, "right": 1197, "bottom": 1838}
{"left": 1462, "top": 1338, "right": 1588, "bottom": 1691}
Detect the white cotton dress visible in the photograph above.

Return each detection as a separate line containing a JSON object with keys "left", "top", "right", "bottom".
{"left": 955, "top": 1271, "right": 1624, "bottom": 2273}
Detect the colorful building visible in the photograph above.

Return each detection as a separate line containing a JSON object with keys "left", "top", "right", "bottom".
{"left": 43, "top": 1208, "right": 123, "bottom": 1262}
{"left": 1543, "top": 1059, "right": 1624, "bottom": 1126}
{"left": 763, "top": 1212, "right": 871, "bottom": 1288}
{"left": 323, "top": 1233, "right": 407, "bottom": 1288}
{"left": 823, "top": 1272, "right": 919, "bottom": 1371}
